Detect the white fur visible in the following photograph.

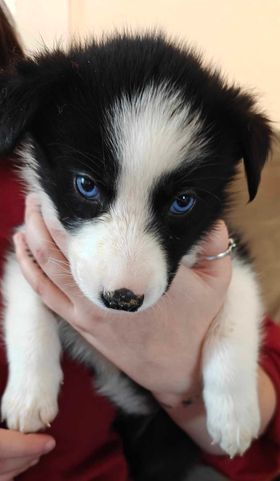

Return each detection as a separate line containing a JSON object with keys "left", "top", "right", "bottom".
{"left": 59, "top": 321, "right": 153, "bottom": 415}
{"left": 1, "top": 256, "right": 151, "bottom": 433}
{"left": 17, "top": 140, "right": 41, "bottom": 193}
{"left": 1, "top": 248, "right": 263, "bottom": 455}
{"left": 17, "top": 86, "right": 207, "bottom": 311}
{"left": 203, "top": 258, "right": 262, "bottom": 457}
{"left": 1, "top": 83, "right": 262, "bottom": 456}
{"left": 68, "top": 219, "right": 167, "bottom": 310}
{"left": 68, "top": 84, "right": 206, "bottom": 308}
{"left": 107, "top": 83, "right": 206, "bottom": 180}
{"left": 1, "top": 254, "right": 63, "bottom": 432}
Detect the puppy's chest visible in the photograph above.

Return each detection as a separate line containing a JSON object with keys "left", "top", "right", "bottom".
{"left": 58, "top": 319, "right": 155, "bottom": 415}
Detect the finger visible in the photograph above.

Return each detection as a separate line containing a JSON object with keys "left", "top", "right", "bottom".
{"left": 0, "top": 458, "right": 39, "bottom": 480}
{"left": 13, "top": 232, "right": 73, "bottom": 320}
{"left": 199, "top": 220, "right": 229, "bottom": 259}
{"left": 25, "top": 194, "right": 68, "bottom": 256}
{"left": 0, "top": 456, "right": 39, "bottom": 475}
{"left": 0, "top": 429, "right": 55, "bottom": 458}
{"left": 194, "top": 220, "right": 232, "bottom": 283}
{"left": 24, "top": 197, "right": 80, "bottom": 299}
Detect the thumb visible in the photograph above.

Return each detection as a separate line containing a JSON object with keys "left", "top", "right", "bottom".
{"left": 0, "top": 429, "right": 55, "bottom": 458}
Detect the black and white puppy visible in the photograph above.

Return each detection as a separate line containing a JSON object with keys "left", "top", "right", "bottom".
{"left": 0, "top": 33, "right": 271, "bottom": 480}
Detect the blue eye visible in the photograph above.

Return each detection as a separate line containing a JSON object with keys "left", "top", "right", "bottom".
{"left": 169, "top": 193, "right": 196, "bottom": 215}
{"left": 75, "top": 175, "right": 100, "bottom": 200}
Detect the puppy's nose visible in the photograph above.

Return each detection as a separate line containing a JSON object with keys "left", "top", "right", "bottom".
{"left": 101, "top": 288, "right": 144, "bottom": 312}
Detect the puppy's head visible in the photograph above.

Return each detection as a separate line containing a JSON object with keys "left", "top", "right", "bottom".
{"left": 0, "top": 34, "right": 272, "bottom": 312}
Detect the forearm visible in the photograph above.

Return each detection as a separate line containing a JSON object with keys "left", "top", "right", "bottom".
{"left": 155, "top": 367, "right": 277, "bottom": 456}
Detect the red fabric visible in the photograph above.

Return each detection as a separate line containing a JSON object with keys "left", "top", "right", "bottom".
{"left": 0, "top": 166, "right": 24, "bottom": 277}
{"left": 1, "top": 163, "right": 280, "bottom": 480}
{"left": 0, "top": 350, "right": 130, "bottom": 481}
{"left": 203, "top": 318, "right": 280, "bottom": 481}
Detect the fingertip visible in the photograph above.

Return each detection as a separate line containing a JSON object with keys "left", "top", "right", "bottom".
{"left": 26, "top": 434, "right": 56, "bottom": 455}
{"left": 43, "top": 438, "right": 56, "bottom": 454}
{"left": 13, "top": 231, "right": 26, "bottom": 249}
{"left": 12, "top": 231, "right": 20, "bottom": 244}
{"left": 200, "top": 220, "right": 229, "bottom": 258}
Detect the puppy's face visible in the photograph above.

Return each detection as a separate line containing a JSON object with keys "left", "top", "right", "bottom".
{"left": 0, "top": 35, "right": 271, "bottom": 312}
{"left": 36, "top": 84, "right": 214, "bottom": 311}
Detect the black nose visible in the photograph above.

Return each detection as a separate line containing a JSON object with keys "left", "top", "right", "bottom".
{"left": 101, "top": 288, "right": 144, "bottom": 312}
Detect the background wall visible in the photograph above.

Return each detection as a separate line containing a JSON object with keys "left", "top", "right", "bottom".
{"left": 5, "top": 0, "right": 280, "bottom": 126}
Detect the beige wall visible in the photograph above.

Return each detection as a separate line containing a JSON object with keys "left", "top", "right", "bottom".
{"left": 6, "top": 0, "right": 280, "bottom": 125}
{"left": 8, "top": 0, "right": 70, "bottom": 51}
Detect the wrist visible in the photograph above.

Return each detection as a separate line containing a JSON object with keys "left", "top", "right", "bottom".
{"left": 154, "top": 366, "right": 277, "bottom": 456}
{"left": 153, "top": 388, "right": 202, "bottom": 411}
{"left": 155, "top": 391, "right": 225, "bottom": 455}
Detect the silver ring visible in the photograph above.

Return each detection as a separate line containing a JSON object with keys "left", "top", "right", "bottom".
{"left": 203, "top": 238, "right": 236, "bottom": 261}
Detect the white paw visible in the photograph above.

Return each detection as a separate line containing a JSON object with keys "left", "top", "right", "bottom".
{"left": 204, "top": 388, "right": 260, "bottom": 458}
{"left": 1, "top": 367, "right": 63, "bottom": 433}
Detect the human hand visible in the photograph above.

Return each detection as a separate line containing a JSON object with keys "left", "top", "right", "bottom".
{"left": 14, "top": 194, "right": 232, "bottom": 404}
{"left": 0, "top": 429, "right": 55, "bottom": 480}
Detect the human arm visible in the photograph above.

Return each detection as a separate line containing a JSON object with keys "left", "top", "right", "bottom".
{"left": 154, "top": 365, "right": 276, "bottom": 455}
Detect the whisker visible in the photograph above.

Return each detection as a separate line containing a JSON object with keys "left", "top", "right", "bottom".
{"left": 48, "top": 256, "right": 69, "bottom": 267}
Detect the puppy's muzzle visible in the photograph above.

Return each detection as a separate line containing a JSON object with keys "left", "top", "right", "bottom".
{"left": 101, "top": 288, "right": 144, "bottom": 312}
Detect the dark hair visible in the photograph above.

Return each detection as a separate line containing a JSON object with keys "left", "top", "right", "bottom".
{"left": 0, "top": 2, "right": 24, "bottom": 68}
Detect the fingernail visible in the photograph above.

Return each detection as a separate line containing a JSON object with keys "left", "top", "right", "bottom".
{"left": 43, "top": 439, "right": 56, "bottom": 453}
{"left": 30, "top": 458, "right": 40, "bottom": 466}
{"left": 12, "top": 232, "right": 20, "bottom": 244}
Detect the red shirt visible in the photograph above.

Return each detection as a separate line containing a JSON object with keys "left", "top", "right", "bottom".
{"left": 0, "top": 164, "right": 279, "bottom": 480}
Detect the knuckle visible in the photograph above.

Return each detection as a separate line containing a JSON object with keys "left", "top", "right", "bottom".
{"left": 33, "top": 275, "right": 47, "bottom": 297}
{"left": 34, "top": 244, "right": 50, "bottom": 266}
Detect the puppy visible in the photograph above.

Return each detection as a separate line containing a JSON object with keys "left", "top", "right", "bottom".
{"left": 0, "top": 33, "right": 271, "bottom": 480}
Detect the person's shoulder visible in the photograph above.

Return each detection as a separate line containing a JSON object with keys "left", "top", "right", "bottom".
{"left": 262, "top": 316, "right": 280, "bottom": 352}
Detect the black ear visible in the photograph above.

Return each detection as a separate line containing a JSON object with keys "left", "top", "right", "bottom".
{"left": 0, "top": 61, "right": 46, "bottom": 155}
{"left": 242, "top": 113, "right": 272, "bottom": 201}
{"left": 229, "top": 89, "right": 272, "bottom": 201}
{"left": 0, "top": 52, "right": 69, "bottom": 156}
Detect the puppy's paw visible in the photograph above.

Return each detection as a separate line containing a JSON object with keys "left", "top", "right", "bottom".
{"left": 204, "top": 387, "right": 260, "bottom": 458}
{"left": 1, "top": 367, "right": 63, "bottom": 433}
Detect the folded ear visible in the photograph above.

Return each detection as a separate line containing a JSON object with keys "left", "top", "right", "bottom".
{"left": 0, "top": 62, "right": 42, "bottom": 155}
{"left": 0, "top": 54, "right": 68, "bottom": 156}
{"left": 228, "top": 88, "right": 272, "bottom": 201}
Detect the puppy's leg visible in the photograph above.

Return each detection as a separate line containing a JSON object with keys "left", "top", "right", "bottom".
{"left": 1, "top": 254, "right": 63, "bottom": 432}
{"left": 202, "top": 259, "right": 262, "bottom": 457}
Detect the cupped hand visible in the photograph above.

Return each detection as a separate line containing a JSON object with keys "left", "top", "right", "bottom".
{"left": 14, "top": 194, "right": 232, "bottom": 403}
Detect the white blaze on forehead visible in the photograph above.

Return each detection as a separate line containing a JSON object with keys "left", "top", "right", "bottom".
{"left": 107, "top": 83, "right": 206, "bottom": 190}
{"left": 105, "top": 82, "right": 207, "bottom": 247}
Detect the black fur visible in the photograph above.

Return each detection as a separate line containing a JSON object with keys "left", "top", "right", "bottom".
{"left": 115, "top": 410, "right": 198, "bottom": 481}
{"left": 0, "top": 33, "right": 272, "bottom": 480}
